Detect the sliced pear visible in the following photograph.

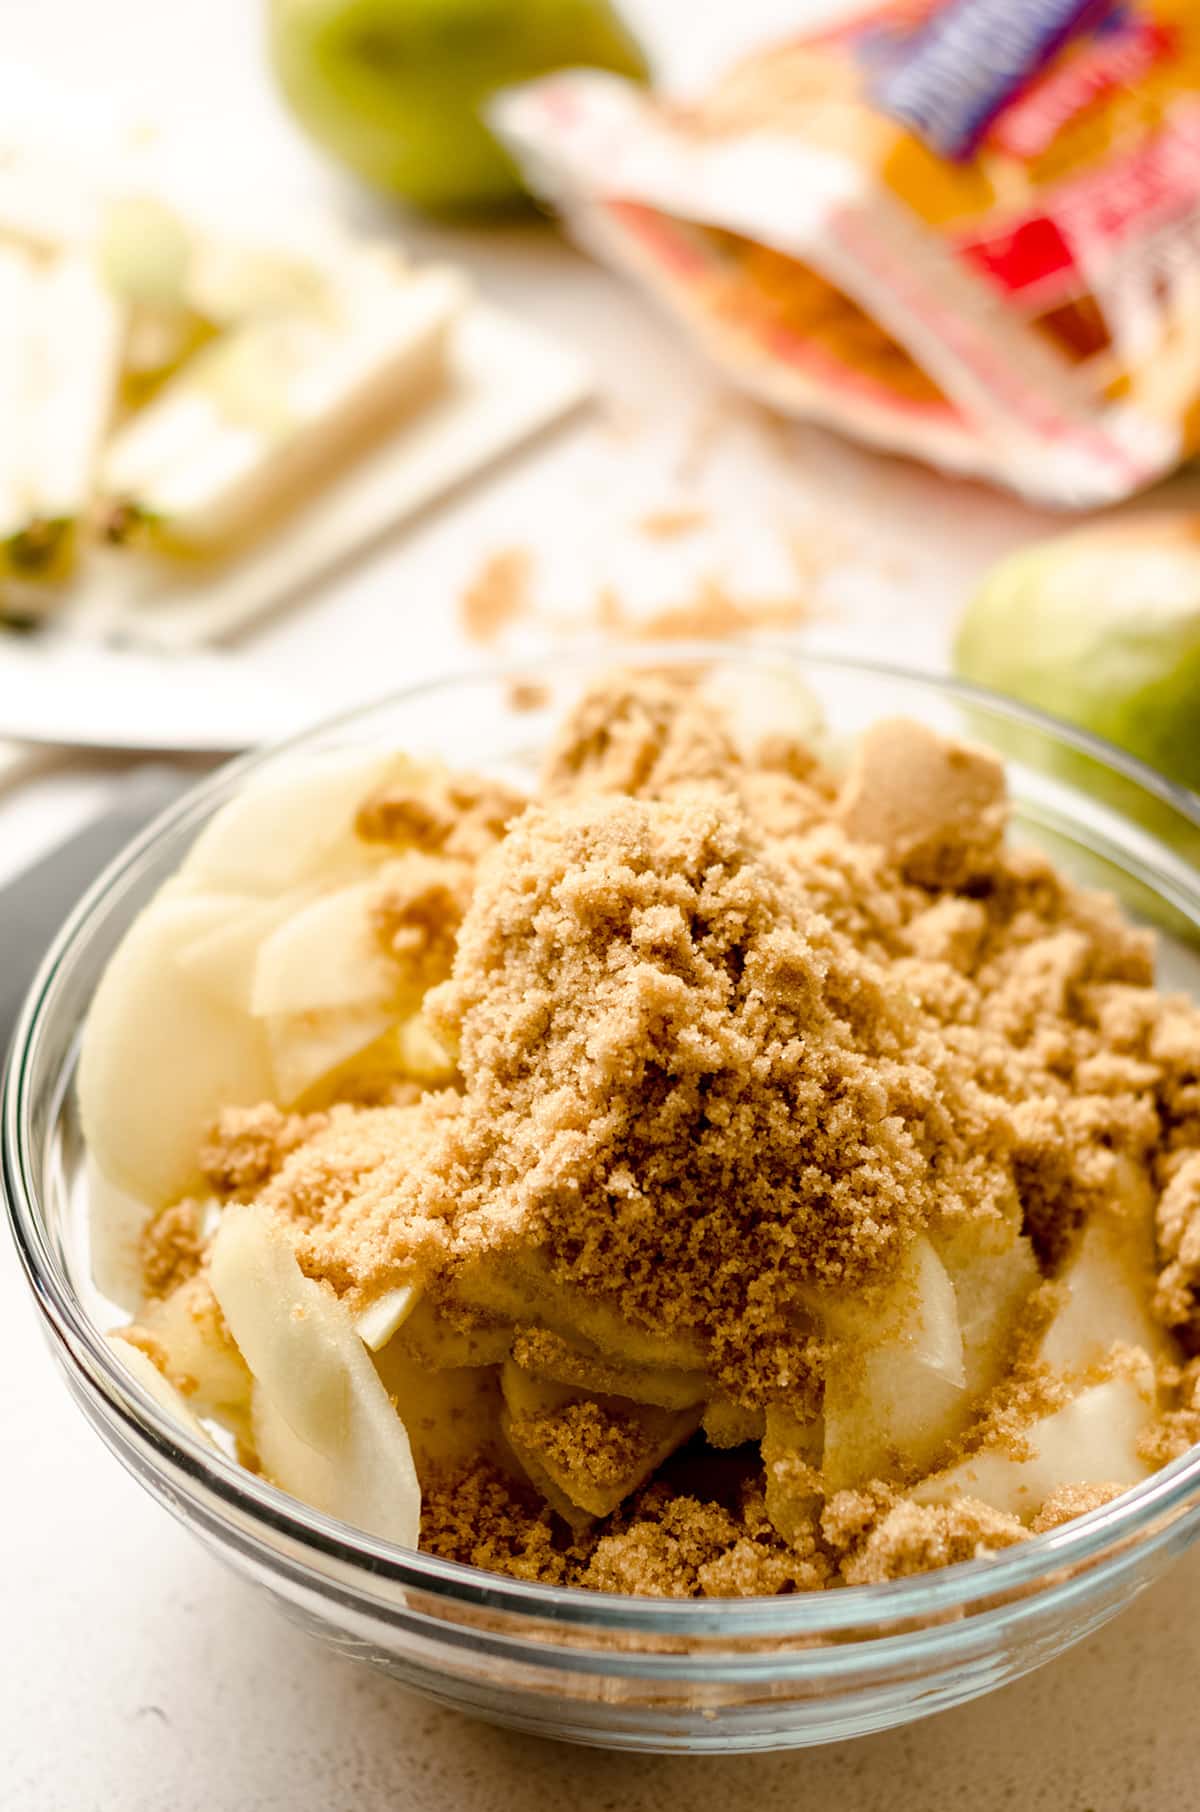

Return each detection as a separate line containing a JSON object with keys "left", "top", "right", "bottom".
{"left": 1040, "top": 1162, "right": 1169, "bottom": 1377}
{"left": 210, "top": 1204, "right": 420, "bottom": 1547}
{"left": 180, "top": 751, "right": 401, "bottom": 896}
{"left": 265, "top": 1001, "right": 398, "bottom": 1105}
{"left": 136, "top": 1270, "right": 253, "bottom": 1436}
{"left": 820, "top": 1237, "right": 967, "bottom": 1489}
{"left": 87, "top": 1156, "right": 157, "bottom": 1312}
{"left": 388, "top": 1295, "right": 513, "bottom": 1370}
{"left": 452, "top": 1248, "right": 708, "bottom": 1375}
{"left": 500, "top": 1360, "right": 584, "bottom": 1422}
{"left": 394, "top": 1015, "right": 457, "bottom": 1086}
{"left": 509, "top": 1326, "right": 709, "bottom": 1410}
{"left": 250, "top": 879, "right": 398, "bottom": 1017}
{"left": 372, "top": 1342, "right": 503, "bottom": 1472}
{"left": 944, "top": 1229, "right": 1039, "bottom": 1404}
{"left": 702, "top": 1396, "right": 767, "bottom": 1449}
{"left": 78, "top": 892, "right": 274, "bottom": 1210}
{"left": 175, "top": 890, "right": 313, "bottom": 1013}
{"left": 108, "top": 1332, "right": 217, "bottom": 1449}
{"left": 355, "top": 1282, "right": 421, "bottom": 1352}
{"left": 817, "top": 1235, "right": 965, "bottom": 1385}
{"left": 913, "top": 1363, "right": 1156, "bottom": 1521}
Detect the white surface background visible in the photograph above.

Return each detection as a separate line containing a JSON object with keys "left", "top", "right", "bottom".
{"left": 2, "top": 2, "right": 1199, "bottom": 1806}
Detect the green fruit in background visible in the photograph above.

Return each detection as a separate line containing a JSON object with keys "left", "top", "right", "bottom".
{"left": 268, "top": 0, "right": 649, "bottom": 212}
{"left": 955, "top": 515, "right": 1200, "bottom": 797}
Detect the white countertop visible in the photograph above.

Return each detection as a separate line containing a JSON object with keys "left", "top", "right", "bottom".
{"left": 3, "top": 4, "right": 1198, "bottom": 1807}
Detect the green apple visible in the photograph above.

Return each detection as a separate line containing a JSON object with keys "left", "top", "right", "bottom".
{"left": 268, "top": 0, "right": 649, "bottom": 212}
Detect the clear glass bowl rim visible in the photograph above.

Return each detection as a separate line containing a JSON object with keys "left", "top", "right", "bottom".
{"left": 7, "top": 641, "right": 1200, "bottom": 1645}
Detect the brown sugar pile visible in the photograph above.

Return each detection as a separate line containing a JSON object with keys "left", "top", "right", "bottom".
{"left": 192, "top": 670, "right": 1200, "bottom": 1595}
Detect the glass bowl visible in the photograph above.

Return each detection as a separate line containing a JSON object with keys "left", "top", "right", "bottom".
{"left": 7, "top": 647, "right": 1200, "bottom": 1756}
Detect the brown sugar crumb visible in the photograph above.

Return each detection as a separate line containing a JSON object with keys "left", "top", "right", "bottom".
{"left": 458, "top": 547, "right": 533, "bottom": 646}
{"left": 638, "top": 578, "right": 810, "bottom": 641}
{"left": 255, "top": 1095, "right": 460, "bottom": 1304}
{"left": 508, "top": 1399, "right": 663, "bottom": 1510}
{"left": 1140, "top": 1358, "right": 1200, "bottom": 1467}
{"left": 540, "top": 669, "right": 737, "bottom": 800}
{"left": 637, "top": 506, "right": 709, "bottom": 541}
{"left": 139, "top": 1198, "right": 206, "bottom": 1299}
{"left": 582, "top": 1488, "right": 822, "bottom": 1598}
{"left": 370, "top": 854, "right": 472, "bottom": 988}
{"left": 1029, "top": 1481, "right": 1125, "bottom": 1533}
{"left": 420, "top": 1459, "right": 575, "bottom": 1585}
{"left": 356, "top": 769, "right": 524, "bottom": 863}
{"left": 200, "top": 1103, "right": 326, "bottom": 1197}
{"left": 1154, "top": 1153, "right": 1200, "bottom": 1337}
{"left": 840, "top": 1497, "right": 1027, "bottom": 1584}
{"left": 506, "top": 677, "right": 550, "bottom": 714}
{"left": 835, "top": 717, "right": 1008, "bottom": 889}
{"left": 421, "top": 1461, "right": 827, "bottom": 1597}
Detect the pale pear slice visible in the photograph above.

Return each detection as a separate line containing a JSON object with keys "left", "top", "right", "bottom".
{"left": 175, "top": 890, "right": 313, "bottom": 1013}
{"left": 371, "top": 1341, "right": 504, "bottom": 1472}
{"left": 452, "top": 1248, "right": 708, "bottom": 1375}
{"left": 820, "top": 1237, "right": 967, "bottom": 1489}
{"left": 250, "top": 880, "right": 398, "bottom": 1017}
{"left": 87, "top": 1156, "right": 156, "bottom": 1312}
{"left": 500, "top": 1359, "right": 578, "bottom": 1422}
{"left": 822, "top": 1352, "right": 969, "bottom": 1491}
{"left": 107, "top": 1332, "right": 216, "bottom": 1449}
{"left": 945, "top": 1230, "right": 1040, "bottom": 1405}
{"left": 210, "top": 1204, "right": 420, "bottom": 1547}
{"left": 817, "top": 1235, "right": 966, "bottom": 1386}
{"left": 136, "top": 1270, "right": 253, "bottom": 1434}
{"left": 78, "top": 892, "right": 274, "bottom": 1210}
{"left": 508, "top": 1325, "right": 709, "bottom": 1410}
{"left": 264, "top": 1001, "right": 398, "bottom": 1104}
{"left": 355, "top": 1283, "right": 422, "bottom": 1352}
{"left": 394, "top": 1016, "right": 457, "bottom": 1085}
{"left": 180, "top": 751, "right": 401, "bottom": 896}
{"left": 913, "top": 1363, "right": 1156, "bottom": 1522}
{"left": 388, "top": 1295, "right": 513, "bottom": 1370}
{"left": 1040, "top": 1161, "right": 1170, "bottom": 1377}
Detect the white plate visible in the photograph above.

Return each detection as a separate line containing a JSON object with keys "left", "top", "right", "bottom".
{"left": 0, "top": 642, "right": 323, "bottom": 753}
{"left": 81, "top": 302, "right": 591, "bottom": 650}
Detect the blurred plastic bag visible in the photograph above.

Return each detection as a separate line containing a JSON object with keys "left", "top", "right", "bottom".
{"left": 496, "top": 0, "right": 1200, "bottom": 506}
